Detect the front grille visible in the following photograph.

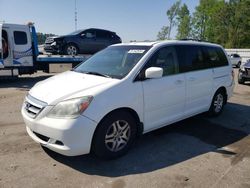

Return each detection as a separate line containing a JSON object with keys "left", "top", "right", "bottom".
{"left": 24, "top": 101, "right": 42, "bottom": 118}
{"left": 24, "top": 95, "right": 47, "bottom": 119}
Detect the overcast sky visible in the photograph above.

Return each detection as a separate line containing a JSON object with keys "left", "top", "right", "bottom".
{"left": 0, "top": 0, "right": 199, "bottom": 42}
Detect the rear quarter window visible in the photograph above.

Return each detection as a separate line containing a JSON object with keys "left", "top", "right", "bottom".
{"left": 204, "top": 46, "right": 228, "bottom": 67}
{"left": 96, "top": 31, "right": 110, "bottom": 39}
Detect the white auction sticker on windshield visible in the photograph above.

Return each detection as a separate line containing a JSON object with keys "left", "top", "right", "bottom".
{"left": 128, "top": 49, "right": 145, "bottom": 54}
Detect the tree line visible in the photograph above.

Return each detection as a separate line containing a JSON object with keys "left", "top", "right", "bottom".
{"left": 36, "top": 32, "right": 56, "bottom": 45}
{"left": 157, "top": 0, "right": 250, "bottom": 48}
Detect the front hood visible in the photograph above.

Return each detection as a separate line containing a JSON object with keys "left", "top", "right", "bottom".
{"left": 55, "top": 35, "right": 75, "bottom": 39}
{"left": 29, "top": 71, "right": 116, "bottom": 105}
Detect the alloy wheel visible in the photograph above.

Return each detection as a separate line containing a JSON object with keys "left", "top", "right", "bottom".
{"left": 214, "top": 93, "right": 224, "bottom": 113}
{"left": 105, "top": 120, "right": 131, "bottom": 152}
{"left": 67, "top": 45, "right": 77, "bottom": 55}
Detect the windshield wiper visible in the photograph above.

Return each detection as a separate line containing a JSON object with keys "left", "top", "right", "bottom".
{"left": 83, "top": 71, "right": 112, "bottom": 78}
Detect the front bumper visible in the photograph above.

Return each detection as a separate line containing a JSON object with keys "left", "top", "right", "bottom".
{"left": 239, "top": 69, "right": 250, "bottom": 81}
{"left": 21, "top": 105, "right": 97, "bottom": 156}
{"left": 44, "top": 44, "right": 62, "bottom": 54}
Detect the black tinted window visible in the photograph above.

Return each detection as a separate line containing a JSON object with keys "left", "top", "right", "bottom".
{"left": 84, "top": 30, "right": 96, "bottom": 38}
{"left": 14, "top": 31, "right": 27, "bottom": 45}
{"left": 96, "top": 31, "right": 110, "bottom": 39}
{"left": 176, "top": 45, "right": 209, "bottom": 72}
{"left": 232, "top": 54, "right": 240, "bottom": 58}
{"left": 205, "top": 46, "right": 228, "bottom": 67}
{"left": 144, "top": 46, "right": 179, "bottom": 76}
{"left": 186, "top": 46, "right": 209, "bottom": 71}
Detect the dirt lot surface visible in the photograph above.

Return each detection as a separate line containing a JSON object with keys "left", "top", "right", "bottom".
{"left": 0, "top": 69, "right": 249, "bottom": 188}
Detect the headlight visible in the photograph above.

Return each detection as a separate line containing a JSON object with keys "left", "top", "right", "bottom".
{"left": 240, "top": 65, "right": 245, "bottom": 71}
{"left": 51, "top": 41, "right": 57, "bottom": 46}
{"left": 47, "top": 96, "right": 93, "bottom": 118}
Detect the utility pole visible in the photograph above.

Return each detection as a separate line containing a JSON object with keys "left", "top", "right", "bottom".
{"left": 75, "top": 0, "right": 77, "bottom": 31}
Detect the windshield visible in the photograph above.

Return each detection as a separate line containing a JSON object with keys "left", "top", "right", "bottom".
{"left": 67, "top": 29, "right": 84, "bottom": 35}
{"left": 74, "top": 45, "right": 151, "bottom": 79}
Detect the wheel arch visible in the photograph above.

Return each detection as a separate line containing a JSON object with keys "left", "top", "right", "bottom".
{"left": 64, "top": 42, "right": 79, "bottom": 51}
{"left": 214, "top": 86, "right": 227, "bottom": 104}
{"left": 99, "top": 107, "right": 143, "bottom": 135}
{"left": 90, "top": 107, "right": 143, "bottom": 152}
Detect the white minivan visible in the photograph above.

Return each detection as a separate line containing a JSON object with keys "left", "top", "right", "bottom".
{"left": 21, "top": 40, "right": 234, "bottom": 159}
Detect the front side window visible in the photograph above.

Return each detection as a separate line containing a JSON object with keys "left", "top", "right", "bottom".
{"left": 143, "top": 46, "right": 179, "bottom": 76}
{"left": 83, "top": 30, "right": 96, "bottom": 39}
{"left": 14, "top": 31, "right": 27, "bottom": 45}
{"left": 74, "top": 45, "right": 151, "bottom": 79}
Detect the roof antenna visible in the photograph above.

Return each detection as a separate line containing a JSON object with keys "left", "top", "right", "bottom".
{"left": 75, "top": 0, "right": 77, "bottom": 31}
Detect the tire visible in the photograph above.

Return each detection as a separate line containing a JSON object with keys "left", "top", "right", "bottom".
{"left": 64, "top": 44, "right": 79, "bottom": 56}
{"left": 238, "top": 77, "right": 245, "bottom": 84}
{"left": 208, "top": 89, "right": 226, "bottom": 117}
{"left": 238, "top": 71, "right": 245, "bottom": 84}
{"left": 237, "top": 61, "right": 241, "bottom": 68}
{"left": 92, "top": 111, "right": 137, "bottom": 159}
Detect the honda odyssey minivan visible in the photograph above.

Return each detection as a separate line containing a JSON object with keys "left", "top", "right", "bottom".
{"left": 22, "top": 40, "right": 234, "bottom": 159}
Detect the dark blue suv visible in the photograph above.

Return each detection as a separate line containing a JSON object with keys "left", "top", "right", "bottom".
{"left": 44, "top": 28, "right": 122, "bottom": 55}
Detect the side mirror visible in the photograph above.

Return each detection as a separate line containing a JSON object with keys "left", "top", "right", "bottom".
{"left": 145, "top": 67, "right": 163, "bottom": 79}
{"left": 80, "top": 33, "right": 86, "bottom": 38}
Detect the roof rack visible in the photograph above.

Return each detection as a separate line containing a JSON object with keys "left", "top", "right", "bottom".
{"left": 180, "top": 38, "right": 210, "bottom": 43}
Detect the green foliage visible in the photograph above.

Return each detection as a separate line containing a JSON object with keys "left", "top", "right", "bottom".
{"left": 176, "top": 4, "right": 191, "bottom": 39}
{"left": 166, "top": 0, "right": 181, "bottom": 39}
{"left": 157, "top": 26, "right": 169, "bottom": 40}
{"left": 158, "top": 0, "right": 250, "bottom": 48}
{"left": 36, "top": 32, "right": 56, "bottom": 45}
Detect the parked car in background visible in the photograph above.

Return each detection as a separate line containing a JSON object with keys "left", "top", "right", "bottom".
{"left": 229, "top": 53, "right": 242, "bottom": 68}
{"left": 44, "top": 28, "right": 122, "bottom": 55}
{"left": 238, "top": 59, "right": 250, "bottom": 84}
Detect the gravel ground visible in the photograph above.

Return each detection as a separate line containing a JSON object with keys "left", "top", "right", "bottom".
{"left": 0, "top": 69, "right": 249, "bottom": 188}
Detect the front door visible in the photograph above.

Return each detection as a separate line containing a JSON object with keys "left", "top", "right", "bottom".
{"left": 79, "top": 29, "right": 98, "bottom": 54}
{"left": 141, "top": 46, "right": 185, "bottom": 132}
{"left": 10, "top": 25, "right": 33, "bottom": 67}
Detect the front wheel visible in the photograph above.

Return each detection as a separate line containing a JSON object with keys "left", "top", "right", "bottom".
{"left": 92, "top": 111, "right": 137, "bottom": 159}
{"left": 64, "top": 44, "right": 79, "bottom": 56}
{"left": 208, "top": 90, "right": 226, "bottom": 116}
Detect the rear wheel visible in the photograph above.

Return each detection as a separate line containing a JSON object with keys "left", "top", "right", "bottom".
{"left": 64, "top": 44, "right": 79, "bottom": 56}
{"left": 208, "top": 90, "right": 226, "bottom": 116}
{"left": 92, "top": 111, "right": 137, "bottom": 159}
